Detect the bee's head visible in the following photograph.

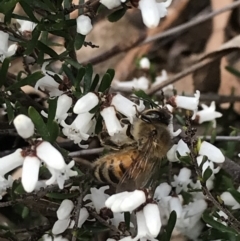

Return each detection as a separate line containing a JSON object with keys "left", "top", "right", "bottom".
{"left": 139, "top": 108, "right": 171, "bottom": 126}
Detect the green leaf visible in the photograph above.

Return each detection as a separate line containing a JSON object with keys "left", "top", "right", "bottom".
{"left": 46, "top": 192, "right": 79, "bottom": 199}
{"left": 134, "top": 89, "right": 159, "bottom": 108}
{"left": 5, "top": 99, "right": 14, "bottom": 123}
{"left": 203, "top": 167, "right": 213, "bottom": 182}
{"left": 75, "top": 67, "right": 85, "bottom": 93}
{"left": 0, "top": 58, "right": 10, "bottom": 87}
{"left": 28, "top": 106, "right": 50, "bottom": 141}
{"left": 75, "top": 33, "right": 85, "bottom": 50}
{"left": 201, "top": 228, "right": 239, "bottom": 241}
{"left": 0, "top": 0, "right": 19, "bottom": 14}
{"left": 107, "top": 7, "right": 127, "bottom": 22}
{"left": 98, "top": 73, "right": 111, "bottom": 92}
{"left": 6, "top": 71, "right": 44, "bottom": 91}
{"left": 19, "top": 0, "right": 39, "bottom": 22}
{"left": 106, "top": 68, "right": 115, "bottom": 80}
{"left": 65, "top": 58, "right": 82, "bottom": 69}
{"left": 84, "top": 64, "right": 93, "bottom": 93}
{"left": 37, "top": 41, "right": 59, "bottom": 59}
{"left": 162, "top": 211, "right": 177, "bottom": 241}
{"left": 202, "top": 212, "right": 238, "bottom": 235}
{"left": 48, "top": 121, "right": 59, "bottom": 143}
{"left": 47, "top": 97, "right": 58, "bottom": 128}
{"left": 24, "top": 27, "right": 41, "bottom": 55}
{"left": 124, "top": 212, "right": 131, "bottom": 229}
{"left": 62, "top": 64, "right": 76, "bottom": 84}
{"left": 225, "top": 66, "right": 240, "bottom": 78}
{"left": 90, "top": 74, "right": 100, "bottom": 91}
{"left": 227, "top": 188, "right": 240, "bottom": 204}
{"left": 21, "top": 206, "right": 29, "bottom": 219}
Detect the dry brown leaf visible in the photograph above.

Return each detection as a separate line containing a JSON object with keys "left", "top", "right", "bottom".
{"left": 114, "top": 0, "right": 190, "bottom": 80}
{"left": 193, "top": 35, "right": 240, "bottom": 92}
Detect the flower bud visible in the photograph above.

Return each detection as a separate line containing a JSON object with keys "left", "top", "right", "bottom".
{"left": 13, "top": 114, "right": 34, "bottom": 139}
{"left": 36, "top": 141, "right": 66, "bottom": 170}
{"left": 57, "top": 199, "right": 74, "bottom": 220}
{"left": 73, "top": 92, "right": 99, "bottom": 114}
{"left": 22, "top": 156, "right": 40, "bottom": 193}
{"left": 76, "top": 15, "right": 93, "bottom": 35}
{"left": 0, "top": 149, "right": 24, "bottom": 176}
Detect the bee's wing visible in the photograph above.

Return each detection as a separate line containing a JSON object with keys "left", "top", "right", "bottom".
{"left": 116, "top": 136, "right": 160, "bottom": 193}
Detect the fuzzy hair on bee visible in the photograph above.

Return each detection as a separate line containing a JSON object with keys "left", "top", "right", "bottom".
{"left": 92, "top": 107, "right": 172, "bottom": 192}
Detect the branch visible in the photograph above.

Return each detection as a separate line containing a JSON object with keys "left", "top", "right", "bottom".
{"left": 185, "top": 117, "right": 240, "bottom": 232}
{"left": 83, "top": 0, "right": 240, "bottom": 66}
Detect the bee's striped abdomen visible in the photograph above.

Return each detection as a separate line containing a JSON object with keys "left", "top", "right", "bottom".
{"left": 92, "top": 149, "right": 138, "bottom": 186}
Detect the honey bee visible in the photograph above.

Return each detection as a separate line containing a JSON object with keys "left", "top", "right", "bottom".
{"left": 92, "top": 107, "right": 172, "bottom": 192}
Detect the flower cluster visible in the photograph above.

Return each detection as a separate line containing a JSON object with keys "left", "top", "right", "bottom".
{"left": 0, "top": 114, "right": 77, "bottom": 194}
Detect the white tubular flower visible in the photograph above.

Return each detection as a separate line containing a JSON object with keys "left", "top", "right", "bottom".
{"left": 176, "top": 199, "right": 207, "bottom": 240}
{"left": 112, "top": 77, "right": 149, "bottom": 91}
{"left": 197, "top": 156, "right": 220, "bottom": 176}
{"left": 143, "top": 203, "right": 161, "bottom": 237}
{"left": 139, "top": 57, "right": 150, "bottom": 69}
{"left": 61, "top": 112, "right": 95, "bottom": 145}
{"left": 0, "top": 149, "right": 24, "bottom": 176}
{"left": 168, "top": 90, "right": 200, "bottom": 120}
{"left": 100, "top": 106, "right": 123, "bottom": 136}
{"left": 100, "top": 0, "right": 121, "bottom": 9}
{"left": 195, "top": 101, "right": 222, "bottom": 128}
{"left": 52, "top": 219, "right": 71, "bottom": 235}
{"left": 157, "top": 0, "right": 172, "bottom": 17}
{"left": 36, "top": 141, "right": 66, "bottom": 170}
{"left": 74, "top": 92, "right": 99, "bottom": 114}
{"left": 171, "top": 168, "right": 191, "bottom": 194}
{"left": 57, "top": 199, "right": 74, "bottom": 220}
{"left": 139, "top": 0, "right": 161, "bottom": 28}
{"left": 111, "top": 94, "right": 145, "bottom": 123}
{"left": 78, "top": 207, "right": 89, "bottom": 228}
{"left": 0, "top": 31, "right": 17, "bottom": 62}
{"left": 152, "top": 70, "right": 173, "bottom": 91}
{"left": 169, "top": 197, "right": 183, "bottom": 218}
{"left": 42, "top": 94, "right": 72, "bottom": 123}
{"left": 13, "top": 114, "right": 34, "bottom": 139}
{"left": 16, "top": 19, "right": 37, "bottom": 32}
{"left": 21, "top": 156, "right": 41, "bottom": 193}
{"left": 52, "top": 199, "right": 74, "bottom": 235}
{"left": 199, "top": 141, "right": 225, "bottom": 163}
{"left": 42, "top": 234, "right": 69, "bottom": 241}
{"left": 154, "top": 182, "right": 172, "bottom": 201}
{"left": 167, "top": 139, "right": 190, "bottom": 162}
{"left": 35, "top": 63, "right": 63, "bottom": 97}
{"left": 84, "top": 186, "right": 109, "bottom": 213}
{"left": 220, "top": 192, "right": 240, "bottom": 210}
{"left": 119, "top": 210, "right": 159, "bottom": 241}
{"left": 167, "top": 115, "right": 181, "bottom": 137}
{"left": 106, "top": 190, "right": 146, "bottom": 212}
{"left": 76, "top": 15, "right": 93, "bottom": 35}
{"left": 46, "top": 161, "right": 78, "bottom": 189}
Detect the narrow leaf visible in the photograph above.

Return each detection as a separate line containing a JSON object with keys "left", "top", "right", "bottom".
{"left": 202, "top": 212, "right": 238, "bottom": 234}
{"left": 162, "top": 211, "right": 177, "bottom": 241}
{"left": 46, "top": 192, "right": 79, "bottom": 199}
{"left": 28, "top": 106, "right": 50, "bottom": 141}
{"left": 227, "top": 188, "right": 240, "bottom": 204}
{"left": 0, "top": 58, "right": 10, "bottom": 87}
{"left": 75, "top": 33, "right": 85, "bottom": 50}
{"left": 84, "top": 64, "right": 93, "bottom": 93}
{"left": 5, "top": 99, "right": 14, "bottom": 123}
{"left": 47, "top": 97, "right": 58, "bottom": 128}
{"left": 37, "top": 41, "right": 59, "bottom": 59}
{"left": 108, "top": 7, "right": 127, "bottom": 22}
{"left": 98, "top": 73, "right": 112, "bottom": 92}
{"left": 24, "top": 27, "right": 41, "bottom": 55}
{"left": 203, "top": 167, "right": 213, "bottom": 182}
{"left": 6, "top": 71, "right": 44, "bottom": 91}
{"left": 90, "top": 74, "right": 100, "bottom": 91}
{"left": 48, "top": 120, "right": 59, "bottom": 143}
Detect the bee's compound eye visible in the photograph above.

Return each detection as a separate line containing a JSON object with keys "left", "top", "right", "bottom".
{"left": 141, "top": 110, "right": 171, "bottom": 125}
